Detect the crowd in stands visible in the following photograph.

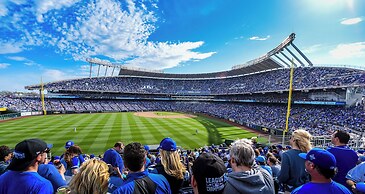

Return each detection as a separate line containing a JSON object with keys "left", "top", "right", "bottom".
{"left": 2, "top": 96, "right": 363, "bottom": 135}
{"left": 2, "top": 129, "right": 365, "bottom": 193}
{"left": 26, "top": 67, "right": 365, "bottom": 95}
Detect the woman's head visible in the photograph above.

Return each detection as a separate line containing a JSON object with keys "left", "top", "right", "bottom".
{"left": 69, "top": 159, "right": 109, "bottom": 194}
{"left": 160, "top": 149, "right": 186, "bottom": 180}
{"left": 291, "top": 129, "right": 312, "bottom": 153}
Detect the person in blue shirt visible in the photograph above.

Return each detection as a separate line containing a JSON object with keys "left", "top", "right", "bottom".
{"left": 38, "top": 163, "right": 67, "bottom": 192}
{"left": 256, "top": 155, "right": 273, "bottom": 175}
{"left": 327, "top": 130, "right": 358, "bottom": 190}
{"left": 346, "top": 161, "right": 365, "bottom": 193}
{"left": 103, "top": 142, "right": 125, "bottom": 178}
{"left": 0, "top": 145, "right": 12, "bottom": 175}
{"left": 0, "top": 139, "right": 53, "bottom": 194}
{"left": 113, "top": 142, "right": 171, "bottom": 194}
{"left": 291, "top": 148, "right": 352, "bottom": 194}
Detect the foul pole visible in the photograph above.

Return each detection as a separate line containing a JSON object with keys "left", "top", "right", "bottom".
{"left": 40, "top": 77, "right": 46, "bottom": 115}
{"left": 282, "top": 59, "right": 295, "bottom": 145}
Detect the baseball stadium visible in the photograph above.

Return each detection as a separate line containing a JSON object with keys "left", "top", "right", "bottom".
{"left": 1, "top": 33, "right": 364, "bottom": 155}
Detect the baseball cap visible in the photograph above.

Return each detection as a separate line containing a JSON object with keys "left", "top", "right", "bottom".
{"left": 192, "top": 153, "right": 227, "bottom": 194}
{"left": 144, "top": 145, "right": 150, "bottom": 153}
{"left": 8, "top": 139, "right": 50, "bottom": 171}
{"left": 256, "top": 156, "right": 266, "bottom": 163}
{"left": 158, "top": 137, "right": 176, "bottom": 151}
{"left": 276, "top": 144, "right": 283, "bottom": 149}
{"left": 65, "top": 140, "right": 74, "bottom": 149}
{"left": 299, "top": 148, "right": 336, "bottom": 170}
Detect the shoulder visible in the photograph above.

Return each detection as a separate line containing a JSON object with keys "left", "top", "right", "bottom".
{"left": 148, "top": 173, "right": 168, "bottom": 183}
{"left": 331, "top": 181, "right": 352, "bottom": 193}
{"left": 113, "top": 181, "right": 134, "bottom": 194}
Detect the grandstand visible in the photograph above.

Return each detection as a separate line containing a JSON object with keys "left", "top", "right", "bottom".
{"left": 2, "top": 33, "right": 365, "bottom": 148}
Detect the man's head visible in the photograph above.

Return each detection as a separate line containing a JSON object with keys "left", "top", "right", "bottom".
{"left": 191, "top": 153, "right": 226, "bottom": 194}
{"left": 0, "top": 145, "right": 12, "bottom": 162}
{"left": 331, "top": 130, "right": 350, "bottom": 145}
{"left": 114, "top": 142, "right": 124, "bottom": 153}
{"left": 229, "top": 139, "right": 255, "bottom": 169}
{"left": 299, "top": 148, "right": 337, "bottom": 179}
{"left": 8, "top": 139, "right": 50, "bottom": 171}
{"left": 123, "top": 142, "right": 146, "bottom": 172}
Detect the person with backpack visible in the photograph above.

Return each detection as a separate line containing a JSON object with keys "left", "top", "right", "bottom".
{"left": 112, "top": 142, "right": 171, "bottom": 194}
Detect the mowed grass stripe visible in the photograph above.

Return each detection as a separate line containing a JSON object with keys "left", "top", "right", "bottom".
{"left": 0, "top": 112, "right": 265, "bottom": 155}
{"left": 43, "top": 114, "right": 101, "bottom": 154}
{"left": 0, "top": 114, "right": 86, "bottom": 144}
{"left": 164, "top": 118, "right": 207, "bottom": 148}
{"left": 136, "top": 116, "right": 169, "bottom": 145}
{"left": 88, "top": 113, "right": 118, "bottom": 154}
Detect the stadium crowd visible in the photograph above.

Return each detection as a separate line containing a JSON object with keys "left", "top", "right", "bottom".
{"left": 2, "top": 129, "right": 365, "bottom": 194}
{"left": 27, "top": 67, "right": 365, "bottom": 95}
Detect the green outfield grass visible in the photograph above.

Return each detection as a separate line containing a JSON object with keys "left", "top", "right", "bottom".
{"left": 0, "top": 112, "right": 264, "bottom": 155}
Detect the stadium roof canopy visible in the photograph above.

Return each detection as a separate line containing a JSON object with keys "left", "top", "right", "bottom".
{"left": 86, "top": 33, "right": 313, "bottom": 79}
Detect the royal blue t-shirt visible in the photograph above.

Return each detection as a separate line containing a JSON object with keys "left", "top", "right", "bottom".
{"left": 38, "top": 164, "right": 67, "bottom": 192}
{"left": 0, "top": 170, "right": 53, "bottom": 194}
{"left": 103, "top": 148, "right": 124, "bottom": 174}
{"left": 327, "top": 146, "right": 358, "bottom": 189}
{"left": 291, "top": 181, "right": 352, "bottom": 194}
{"left": 112, "top": 170, "right": 171, "bottom": 194}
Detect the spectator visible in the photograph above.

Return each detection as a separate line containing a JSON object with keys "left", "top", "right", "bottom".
{"left": 346, "top": 161, "right": 365, "bottom": 193}
{"left": 68, "top": 159, "right": 110, "bottom": 194}
{"left": 191, "top": 153, "right": 227, "bottom": 194}
{"left": 0, "top": 139, "right": 53, "bottom": 194}
{"left": 112, "top": 142, "right": 171, "bottom": 194}
{"left": 151, "top": 137, "right": 186, "bottom": 193}
{"left": 278, "top": 129, "right": 312, "bottom": 193}
{"left": 60, "top": 145, "right": 83, "bottom": 177}
{"left": 0, "top": 145, "right": 12, "bottom": 175}
{"left": 256, "top": 155, "right": 273, "bottom": 175}
{"left": 224, "top": 138, "right": 274, "bottom": 194}
{"left": 291, "top": 148, "right": 351, "bottom": 194}
{"left": 38, "top": 146, "right": 67, "bottom": 192}
{"left": 327, "top": 130, "right": 358, "bottom": 190}
{"left": 103, "top": 142, "right": 125, "bottom": 178}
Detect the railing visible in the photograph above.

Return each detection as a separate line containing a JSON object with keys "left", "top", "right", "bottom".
{"left": 0, "top": 113, "right": 21, "bottom": 120}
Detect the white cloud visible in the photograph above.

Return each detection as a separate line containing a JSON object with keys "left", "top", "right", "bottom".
{"left": 7, "top": 56, "right": 27, "bottom": 61}
{"left": 302, "top": 44, "right": 322, "bottom": 54}
{"left": 329, "top": 42, "right": 365, "bottom": 59}
{"left": 340, "top": 17, "right": 363, "bottom": 25}
{"left": 249, "top": 35, "right": 270, "bottom": 41}
{"left": 0, "top": 1, "right": 8, "bottom": 17}
{"left": 0, "top": 63, "right": 10, "bottom": 69}
{"left": 0, "top": 41, "right": 23, "bottom": 54}
{"left": 56, "top": 0, "right": 214, "bottom": 70}
{"left": 34, "top": 0, "right": 81, "bottom": 22}
{"left": 42, "top": 69, "right": 78, "bottom": 82}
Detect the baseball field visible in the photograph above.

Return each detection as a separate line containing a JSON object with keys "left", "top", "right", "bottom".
{"left": 0, "top": 112, "right": 265, "bottom": 155}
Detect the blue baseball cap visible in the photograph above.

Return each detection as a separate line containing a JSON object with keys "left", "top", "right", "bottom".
{"left": 65, "top": 140, "right": 74, "bottom": 149}
{"left": 299, "top": 148, "right": 336, "bottom": 170}
{"left": 158, "top": 137, "right": 177, "bottom": 151}
{"left": 144, "top": 145, "right": 150, "bottom": 153}
{"left": 256, "top": 155, "right": 266, "bottom": 163}
{"left": 276, "top": 144, "right": 283, "bottom": 149}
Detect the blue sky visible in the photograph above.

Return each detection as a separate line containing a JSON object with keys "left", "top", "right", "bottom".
{"left": 0, "top": 0, "right": 364, "bottom": 91}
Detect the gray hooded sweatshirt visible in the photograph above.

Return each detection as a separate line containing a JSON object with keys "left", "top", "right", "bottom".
{"left": 223, "top": 168, "right": 275, "bottom": 194}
